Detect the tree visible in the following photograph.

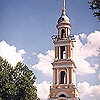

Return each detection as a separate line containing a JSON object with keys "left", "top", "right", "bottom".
{"left": 89, "top": 0, "right": 100, "bottom": 20}
{"left": 0, "top": 56, "right": 39, "bottom": 100}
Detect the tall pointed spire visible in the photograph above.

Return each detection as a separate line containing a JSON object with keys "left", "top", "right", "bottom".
{"left": 62, "top": 0, "right": 66, "bottom": 15}
{"left": 57, "top": 0, "right": 70, "bottom": 25}
{"left": 63, "top": 0, "right": 66, "bottom": 10}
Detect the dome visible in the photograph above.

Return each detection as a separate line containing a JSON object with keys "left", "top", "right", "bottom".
{"left": 57, "top": 9, "right": 70, "bottom": 24}
{"left": 58, "top": 14, "right": 70, "bottom": 24}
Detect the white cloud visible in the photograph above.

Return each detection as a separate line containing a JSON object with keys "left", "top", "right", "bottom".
{"left": 74, "top": 31, "right": 100, "bottom": 58}
{"left": 33, "top": 50, "right": 54, "bottom": 76}
{"left": 75, "top": 58, "right": 96, "bottom": 74}
{"left": 0, "top": 40, "right": 26, "bottom": 66}
{"left": 78, "top": 82, "right": 100, "bottom": 100}
{"left": 73, "top": 31, "right": 100, "bottom": 75}
{"left": 94, "top": 64, "right": 99, "bottom": 70}
{"left": 98, "top": 74, "right": 100, "bottom": 80}
{"left": 37, "top": 81, "right": 50, "bottom": 100}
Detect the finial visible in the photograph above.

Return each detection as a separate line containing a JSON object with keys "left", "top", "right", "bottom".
{"left": 63, "top": 0, "right": 66, "bottom": 10}
{"left": 62, "top": 0, "right": 66, "bottom": 15}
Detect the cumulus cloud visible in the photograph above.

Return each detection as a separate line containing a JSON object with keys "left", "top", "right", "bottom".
{"left": 37, "top": 81, "right": 50, "bottom": 100}
{"left": 98, "top": 74, "right": 100, "bottom": 80}
{"left": 33, "top": 50, "right": 54, "bottom": 76}
{"left": 78, "top": 82, "right": 100, "bottom": 100}
{"left": 74, "top": 31, "right": 100, "bottom": 58}
{"left": 0, "top": 40, "right": 26, "bottom": 66}
{"left": 73, "top": 31, "right": 100, "bottom": 75}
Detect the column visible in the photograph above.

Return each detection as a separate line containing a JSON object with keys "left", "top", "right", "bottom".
{"left": 57, "top": 69, "right": 59, "bottom": 84}
{"left": 53, "top": 68, "right": 57, "bottom": 84}
{"left": 65, "top": 46, "right": 67, "bottom": 59}
{"left": 67, "top": 68, "right": 69, "bottom": 84}
{"left": 55, "top": 46, "right": 57, "bottom": 59}
{"left": 55, "top": 46, "right": 59, "bottom": 60}
{"left": 59, "top": 47, "right": 61, "bottom": 59}
{"left": 55, "top": 69, "right": 57, "bottom": 84}
{"left": 72, "top": 69, "right": 76, "bottom": 85}
{"left": 65, "top": 69, "right": 67, "bottom": 84}
{"left": 71, "top": 45, "right": 73, "bottom": 59}
{"left": 53, "top": 68, "right": 55, "bottom": 84}
{"left": 67, "top": 44, "right": 70, "bottom": 59}
{"left": 69, "top": 68, "right": 72, "bottom": 84}
{"left": 69, "top": 44, "right": 71, "bottom": 58}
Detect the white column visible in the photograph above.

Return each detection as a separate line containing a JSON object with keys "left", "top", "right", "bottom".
{"left": 72, "top": 69, "right": 76, "bottom": 85}
{"left": 67, "top": 68, "right": 69, "bottom": 84}
{"left": 57, "top": 69, "right": 59, "bottom": 84}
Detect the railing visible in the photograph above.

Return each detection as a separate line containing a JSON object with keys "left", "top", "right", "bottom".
{"left": 51, "top": 34, "right": 76, "bottom": 43}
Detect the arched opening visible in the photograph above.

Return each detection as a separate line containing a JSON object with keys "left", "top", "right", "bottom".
{"left": 59, "top": 94, "right": 66, "bottom": 97}
{"left": 60, "top": 46, "right": 65, "bottom": 59}
{"left": 60, "top": 71, "right": 66, "bottom": 84}
{"left": 61, "top": 29, "right": 66, "bottom": 38}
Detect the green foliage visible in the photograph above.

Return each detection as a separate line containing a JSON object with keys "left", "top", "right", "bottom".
{"left": 89, "top": 0, "right": 100, "bottom": 20}
{"left": 0, "top": 57, "right": 39, "bottom": 100}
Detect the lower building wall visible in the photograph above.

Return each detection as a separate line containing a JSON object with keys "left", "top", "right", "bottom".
{"left": 48, "top": 97, "right": 80, "bottom": 100}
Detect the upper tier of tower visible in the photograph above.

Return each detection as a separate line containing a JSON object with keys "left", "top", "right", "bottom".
{"left": 56, "top": 0, "right": 71, "bottom": 38}
{"left": 51, "top": 0, "right": 75, "bottom": 61}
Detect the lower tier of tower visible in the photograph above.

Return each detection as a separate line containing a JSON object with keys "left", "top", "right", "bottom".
{"left": 48, "top": 84, "right": 79, "bottom": 100}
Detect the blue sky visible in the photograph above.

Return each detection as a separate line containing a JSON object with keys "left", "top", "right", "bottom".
{"left": 0, "top": 0, "right": 99, "bottom": 52}
{"left": 0, "top": 0, "right": 100, "bottom": 100}
{"left": 0, "top": 0, "right": 99, "bottom": 66}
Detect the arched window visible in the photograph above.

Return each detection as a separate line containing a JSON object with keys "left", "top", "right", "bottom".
{"left": 59, "top": 94, "right": 66, "bottom": 97}
{"left": 60, "top": 46, "right": 65, "bottom": 59}
{"left": 60, "top": 71, "right": 66, "bottom": 84}
{"left": 61, "top": 29, "right": 66, "bottom": 38}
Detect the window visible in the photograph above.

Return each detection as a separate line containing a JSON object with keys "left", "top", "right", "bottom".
{"left": 61, "top": 29, "right": 66, "bottom": 38}
{"left": 60, "top": 71, "right": 66, "bottom": 84}
{"left": 60, "top": 46, "right": 65, "bottom": 59}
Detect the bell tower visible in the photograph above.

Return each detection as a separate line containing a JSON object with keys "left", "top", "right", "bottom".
{"left": 49, "top": 0, "right": 80, "bottom": 100}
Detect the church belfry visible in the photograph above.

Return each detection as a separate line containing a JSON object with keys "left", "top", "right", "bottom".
{"left": 49, "top": 0, "right": 80, "bottom": 100}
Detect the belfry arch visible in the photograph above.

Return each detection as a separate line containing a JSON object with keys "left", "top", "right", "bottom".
{"left": 60, "top": 71, "right": 67, "bottom": 84}
{"left": 61, "top": 29, "right": 66, "bottom": 38}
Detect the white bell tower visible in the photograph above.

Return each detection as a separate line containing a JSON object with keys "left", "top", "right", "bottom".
{"left": 49, "top": 0, "right": 80, "bottom": 100}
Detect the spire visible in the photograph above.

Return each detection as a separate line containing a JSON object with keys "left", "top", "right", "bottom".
{"left": 57, "top": 0, "right": 70, "bottom": 24}
{"left": 62, "top": 0, "right": 66, "bottom": 15}
{"left": 63, "top": 0, "right": 66, "bottom": 10}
